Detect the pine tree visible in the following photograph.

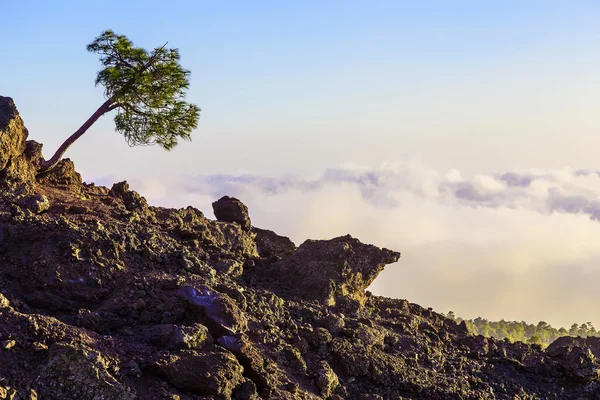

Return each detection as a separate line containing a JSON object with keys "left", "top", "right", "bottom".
{"left": 40, "top": 29, "right": 200, "bottom": 171}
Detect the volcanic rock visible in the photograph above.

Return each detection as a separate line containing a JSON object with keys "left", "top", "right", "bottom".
{"left": 109, "top": 181, "right": 151, "bottom": 216}
{"left": 2, "top": 97, "right": 600, "bottom": 399}
{"left": 212, "top": 196, "right": 252, "bottom": 231}
{"left": 546, "top": 336, "right": 600, "bottom": 382}
{"left": 0, "top": 96, "right": 37, "bottom": 196}
{"left": 146, "top": 323, "right": 213, "bottom": 350}
{"left": 17, "top": 193, "right": 49, "bottom": 214}
{"left": 148, "top": 349, "right": 245, "bottom": 396}
{"left": 268, "top": 235, "right": 400, "bottom": 305}
{"left": 252, "top": 227, "right": 296, "bottom": 259}
{"left": 36, "top": 158, "right": 83, "bottom": 194}
{"left": 178, "top": 285, "right": 248, "bottom": 336}
{"left": 36, "top": 342, "right": 133, "bottom": 400}
{"left": 316, "top": 361, "right": 340, "bottom": 397}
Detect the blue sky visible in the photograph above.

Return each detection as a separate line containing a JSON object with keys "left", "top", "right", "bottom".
{"left": 4, "top": 1, "right": 600, "bottom": 326}
{"left": 3, "top": 1, "right": 599, "bottom": 178}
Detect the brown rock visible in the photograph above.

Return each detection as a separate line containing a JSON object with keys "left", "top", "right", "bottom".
{"left": 109, "top": 181, "right": 151, "bottom": 216}
{"left": 546, "top": 337, "right": 600, "bottom": 382}
{"left": 146, "top": 323, "right": 213, "bottom": 350}
{"left": 149, "top": 350, "right": 244, "bottom": 397}
{"left": 316, "top": 361, "right": 339, "bottom": 398}
{"left": 0, "top": 293, "right": 9, "bottom": 309}
{"left": 36, "top": 158, "right": 83, "bottom": 193}
{"left": 252, "top": 227, "right": 296, "bottom": 259}
{"left": 17, "top": 194, "right": 49, "bottom": 214}
{"left": 212, "top": 196, "right": 252, "bottom": 231}
{"left": 35, "top": 343, "right": 133, "bottom": 400}
{"left": 178, "top": 286, "right": 248, "bottom": 336}
{"left": 269, "top": 235, "right": 400, "bottom": 305}
{"left": 216, "top": 334, "right": 271, "bottom": 390}
{"left": 0, "top": 96, "right": 37, "bottom": 196}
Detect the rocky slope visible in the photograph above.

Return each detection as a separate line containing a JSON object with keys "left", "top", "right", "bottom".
{"left": 1, "top": 95, "right": 600, "bottom": 399}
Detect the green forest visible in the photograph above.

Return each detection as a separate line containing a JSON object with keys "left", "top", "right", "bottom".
{"left": 445, "top": 312, "right": 599, "bottom": 346}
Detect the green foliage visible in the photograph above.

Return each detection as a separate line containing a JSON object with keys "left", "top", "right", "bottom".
{"left": 445, "top": 312, "right": 600, "bottom": 346}
{"left": 87, "top": 29, "right": 200, "bottom": 149}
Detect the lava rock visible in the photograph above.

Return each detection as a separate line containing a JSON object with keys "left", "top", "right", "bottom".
{"left": 36, "top": 158, "right": 83, "bottom": 193}
{"left": 18, "top": 194, "right": 49, "bottom": 214}
{"left": 212, "top": 196, "right": 252, "bottom": 231}
{"left": 0, "top": 293, "right": 10, "bottom": 308}
{"left": 316, "top": 361, "right": 340, "bottom": 398}
{"left": 146, "top": 323, "right": 213, "bottom": 350}
{"left": 109, "top": 181, "right": 151, "bottom": 216}
{"left": 0, "top": 96, "right": 37, "bottom": 195}
{"left": 269, "top": 235, "right": 400, "bottom": 305}
{"left": 178, "top": 286, "right": 248, "bottom": 336}
{"left": 546, "top": 337, "right": 600, "bottom": 382}
{"left": 252, "top": 227, "right": 296, "bottom": 258}
{"left": 35, "top": 343, "right": 133, "bottom": 400}
{"left": 149, "top": 350, "right": 245, "bottom": 397}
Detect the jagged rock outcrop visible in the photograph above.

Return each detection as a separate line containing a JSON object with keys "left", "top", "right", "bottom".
{"left": 267, "top": 235, "right": 400, "bottom": 306}
{"left": 252, "top": 227, "right": 296, "bottom": 259}
{"left": 0, "top": 96, "right": 39, "bottom": 197}
{"left": 37, "top": 158, "right": 84, "bottom": 194}
{"left": 3, "top": 97, "right": 600, "bottom": 399}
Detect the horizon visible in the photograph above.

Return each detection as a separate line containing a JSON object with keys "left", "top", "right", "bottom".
{"left": 4, "top": 1, "right": 600, "bottom": 328}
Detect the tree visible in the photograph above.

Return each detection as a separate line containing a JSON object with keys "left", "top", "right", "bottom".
{"left": 569, "top": 323, "right": 579, "bottom": 337}
{"left": 39, "top": 29, "right": 200, "bottom": 172}
{"left": 527, "top": 335, "right": 542, "bottom": 345}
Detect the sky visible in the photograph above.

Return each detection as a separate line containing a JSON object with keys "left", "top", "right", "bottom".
{"left": 3, "top": 1, "right": 600, "bottom": 328}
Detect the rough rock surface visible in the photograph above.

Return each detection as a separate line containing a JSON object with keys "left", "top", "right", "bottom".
{"left": 0, "top": 96, "right": 39, "bottom": 197}
{"left": 212, "top": 195, "right": 252, "bottom": 231}
{"left": 267, "top": 235, "right": 401, "bottom": 306}
{"left": 3, "top": 98, "right": 600, "bottom": 399}
{"left": 252, "top": 227, "right": 296, "bottom": 259}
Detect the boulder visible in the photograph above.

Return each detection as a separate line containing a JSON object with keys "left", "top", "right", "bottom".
{"left": 109, "top": 181, "right": 150, "bottom": 216}
{"left": 146, "top": 323, "right": 213, "bottom": 350}
{"left": 316, "top": 361, "right": 340, "bottom": 398}
{"left": 269, "top": 235, "right": 400, "bottom": 305}
{"left": 546, "top": 337, "right": 600, "bottom": 382}
{"left": 178, "top": 286, "right": 248, "bottom": 336}
{"left": 36, "top": 158, "right": 83, "bottom": 193}
{"left": 149, "top": 350, "right": 245, "bottom": 397}
{"left": 35, "top": 343, "right": 133, "bottom": 400}
{"left": 252, "top": 227, "right": 296, "bottom": 259}
{"left": 212, "top": 196, "right": 252, "bottom": 231}
{"left": 17, "top": 194, "right": 50, "bottom": 214}
{"left": 216, "top": 334, "right": 271, "bottom": 389}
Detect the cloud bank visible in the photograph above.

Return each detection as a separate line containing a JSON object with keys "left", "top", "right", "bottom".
{"left": 116, "top": 160, "right": 600, "bottom": 328}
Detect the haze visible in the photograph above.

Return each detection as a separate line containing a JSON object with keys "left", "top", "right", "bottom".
{"left": 3, "top": 1, "right": 600, "bottom": 328}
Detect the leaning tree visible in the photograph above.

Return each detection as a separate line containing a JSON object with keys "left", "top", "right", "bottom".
{"left": 39, "top": 29, "right": 200, "bottom": 172}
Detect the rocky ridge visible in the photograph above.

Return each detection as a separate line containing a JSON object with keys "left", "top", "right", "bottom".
{"left": 1, "top": 96, "right": 600, "bottom": 399}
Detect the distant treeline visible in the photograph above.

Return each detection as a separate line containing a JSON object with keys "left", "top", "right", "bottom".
{"left": 445, "top": 311, "right": 599, "bottom": 346}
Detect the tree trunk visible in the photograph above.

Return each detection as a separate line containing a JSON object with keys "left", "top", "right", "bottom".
{"left": 39, "top": 98, "right": 115, "bottom": 172}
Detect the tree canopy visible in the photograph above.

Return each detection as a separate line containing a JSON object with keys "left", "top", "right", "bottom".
{"left": 40, "top": 29, "right": 200, "bottom": 171}
{"left": 446, "top": 312, "right": 600, "bottom": 347}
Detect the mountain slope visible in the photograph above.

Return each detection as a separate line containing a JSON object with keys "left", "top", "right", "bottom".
{"left": 1, "top": 96, "right": 599, "bottom": 399}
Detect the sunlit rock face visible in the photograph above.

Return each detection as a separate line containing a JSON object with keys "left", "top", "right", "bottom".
{"left": 0, "top": 96, "right": 40, "bottom": 197}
